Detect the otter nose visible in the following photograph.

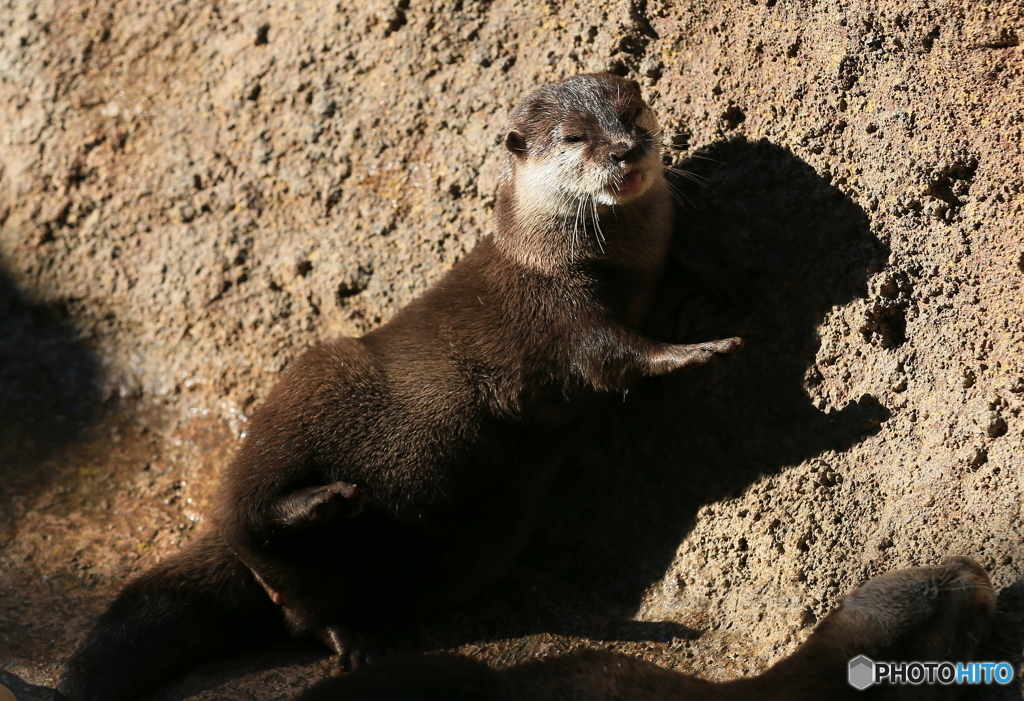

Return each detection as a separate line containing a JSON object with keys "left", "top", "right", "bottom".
{"left": 609, "top": 142, "right": 643, "bottom": 164}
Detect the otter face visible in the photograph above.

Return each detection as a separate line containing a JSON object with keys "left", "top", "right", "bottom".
{"left": 505, "top": 74, "right": 663, "bottom": 212}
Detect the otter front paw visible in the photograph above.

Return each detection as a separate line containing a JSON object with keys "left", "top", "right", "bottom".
{"left": 706, "top": 336, "right": 744, "bottom": 356}
{"left": 321, "top": 624, "right": 372, "bottom": 674}
{"left": 272, "top": 481, "right": 368, "bottom": 528}
{"left": 647, "top": 336, "right": 744, "bottom": 375}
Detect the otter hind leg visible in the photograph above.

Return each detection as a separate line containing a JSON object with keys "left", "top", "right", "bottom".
{"left": 321, "top": 623, "right": 372, "bottom": 674}
{"left": 271, "top": 481, "right": 368, "bottom": 528}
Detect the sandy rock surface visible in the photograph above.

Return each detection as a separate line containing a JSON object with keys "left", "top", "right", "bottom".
{"left": 1, "top": 0, "right": 1022, "bottom": 699}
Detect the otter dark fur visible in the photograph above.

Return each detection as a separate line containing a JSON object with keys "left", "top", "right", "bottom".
{"left": 298, "top": 557, "right": 997, "bottom": 701}
{"left": 56, "top": 74, "right": 742, "bottom": 701}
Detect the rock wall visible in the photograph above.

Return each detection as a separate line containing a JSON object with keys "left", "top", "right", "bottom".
{"left": 1, "top": 0, "right": 1022, "bottom": 698}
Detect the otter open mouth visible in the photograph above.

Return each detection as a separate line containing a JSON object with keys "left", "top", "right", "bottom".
{"left": 609, "top": 170, "right": 644, "bottom": 197}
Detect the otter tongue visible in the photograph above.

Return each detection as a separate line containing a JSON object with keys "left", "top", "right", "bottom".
{"left": 613, "top": 171, "right": 642, "bottom": 194}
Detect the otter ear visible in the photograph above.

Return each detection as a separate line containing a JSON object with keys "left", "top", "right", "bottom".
{"left": 504, "top": 130, "right": 527, "bottom": 156}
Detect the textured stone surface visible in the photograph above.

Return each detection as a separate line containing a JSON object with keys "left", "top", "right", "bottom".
{"left": 1, "top": 0, "right": 1022, "bottom": 698}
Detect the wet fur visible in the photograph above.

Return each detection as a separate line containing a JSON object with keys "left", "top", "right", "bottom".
{"left": 56, "top": 74, "right": 741, "bottom": 700}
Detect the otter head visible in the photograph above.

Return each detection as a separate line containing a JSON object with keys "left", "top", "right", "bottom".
{"left": 503, "top": 74, "right": 664, "bottom": 215}
{"left": 815, "top": 556, "right": 996, "bottom": 666}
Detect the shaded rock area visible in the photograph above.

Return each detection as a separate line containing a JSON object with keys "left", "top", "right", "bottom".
{"left": 1, "top": 0, "right": 1022, "bottom": 699}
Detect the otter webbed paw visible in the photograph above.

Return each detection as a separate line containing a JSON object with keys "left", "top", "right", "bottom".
{"left": 272, "top": 481, "right": 368, "bottom": 529}
{"left": 699, "top": 336, "right": 744, "bottom": 357}
{"left": 648, "top": 336, "right": 744, "bottom": 374}
{"left": 321, "top": 624, "right": 372, "bottom": 674}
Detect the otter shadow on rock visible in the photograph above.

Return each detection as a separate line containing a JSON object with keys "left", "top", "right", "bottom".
{"left": 0, "top": 265, "right": 103, "bottom": 483}
{"left": 0, "top": 264, "right": 106, "bottom": 696}
{"left": 538, "top": 136, "right": 891, "bottom": 610}
{"left": 399, "top": 137, "right": 892, "bottom": 649}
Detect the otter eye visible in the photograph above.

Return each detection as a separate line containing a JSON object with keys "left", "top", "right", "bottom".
{"left": 563, "top": 134, "right": 585, "bottom": 144}
{"left": 622, "top": 107, "right": 640, "bottom": 125}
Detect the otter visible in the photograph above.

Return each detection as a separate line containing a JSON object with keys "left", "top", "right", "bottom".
{"left": 56, "top": 73, "right": 742, "bottom": 701}
{"left": 298, "top": 557, "right": 998, "bottom": 701}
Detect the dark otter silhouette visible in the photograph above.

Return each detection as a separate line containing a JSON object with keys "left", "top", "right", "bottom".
{"left": 55, "top": 74, "right": 742, "bottom": 701}
{"left": 298, "top": 557, "right": 997, "bottom": 701}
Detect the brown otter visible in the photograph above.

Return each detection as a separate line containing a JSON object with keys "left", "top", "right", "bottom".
{"left": 55, "top": 74, "right": 742, "bottom": 701}
{"left": 297, "top": 557, "right": 998, "bottom": 701}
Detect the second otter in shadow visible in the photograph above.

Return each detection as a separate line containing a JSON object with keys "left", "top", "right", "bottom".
{"left": 300, "top": 558, "right": 997, "bottom": 701}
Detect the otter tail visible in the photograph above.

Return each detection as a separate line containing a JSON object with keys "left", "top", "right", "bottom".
{"left": 56, "top": 529, "right": 283, "bottom": 701}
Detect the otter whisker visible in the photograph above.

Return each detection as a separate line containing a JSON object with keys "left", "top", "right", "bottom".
{"left": 664, "top": 179, "right": 695, "bottom": 210}
{"left": 664, "top": 166, "right": 710, "bottom": 184}
{"left": 665, "top": 167, "right": 713, "bottom": 194}
{"left": 578, "top": 195, "right": 588, "bottom": 255}
{"left": 568, "top": 201, "right": 576, "bottom": 259}
{"left": 660, "top": 145, "right": 720, "bottom": 163}
{"left": 570, "top": 194, "right": 585, "bottom": 259}
{"left": 589, "top": 195, "right": 606, "bottom": 253}
{"left": 580, "top": 194, "right": 590, "bottom": 255}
